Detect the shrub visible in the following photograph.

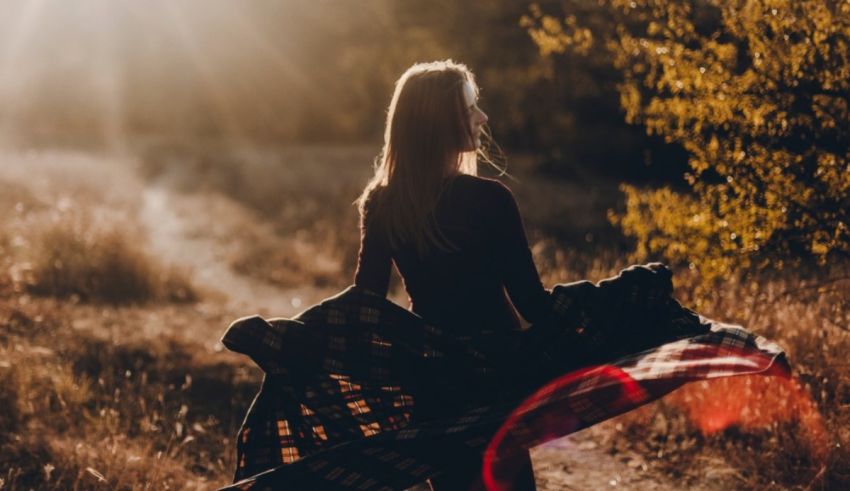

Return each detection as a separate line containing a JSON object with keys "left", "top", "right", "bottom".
{"left": 525, "top": 0, "right": 850, "bottom": 285}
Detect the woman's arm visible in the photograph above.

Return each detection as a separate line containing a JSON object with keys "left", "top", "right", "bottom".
{"left": 491, "top": 182, "right": 553, "bottom": 323}
{"left": 353, "top": 195, "right": 392, "bottom": 297}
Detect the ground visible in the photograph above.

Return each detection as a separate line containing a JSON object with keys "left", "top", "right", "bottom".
{"left": 1, "top": 145, "right": 842, "bottom": 490}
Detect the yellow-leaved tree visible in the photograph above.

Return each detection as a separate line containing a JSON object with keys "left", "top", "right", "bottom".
{"left": 524, "top": 0, "right": 850, "bottom": 283}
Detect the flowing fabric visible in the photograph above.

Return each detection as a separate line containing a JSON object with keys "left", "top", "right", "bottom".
{"left": 219, "top": 264, "right": 787, "bottom": 491}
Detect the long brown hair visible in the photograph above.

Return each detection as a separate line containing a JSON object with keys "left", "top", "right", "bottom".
{"left": 355, "top": 60, "right": 497, "bottom": 257}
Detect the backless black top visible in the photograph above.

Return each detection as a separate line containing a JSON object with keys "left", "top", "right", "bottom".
{"left": 354, "top": 174, "right": 552, "bottom": 338}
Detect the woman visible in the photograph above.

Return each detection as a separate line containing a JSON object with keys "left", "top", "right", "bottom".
{"left": 353, "top": 60, "right": 550, "bottom": 490}
{"left": 220, "top": 58, "right": 789, "bottom": 491}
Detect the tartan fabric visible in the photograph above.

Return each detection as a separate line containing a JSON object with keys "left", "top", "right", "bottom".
{"left": 220, "top": 263, "right": 787, "bottom": 491}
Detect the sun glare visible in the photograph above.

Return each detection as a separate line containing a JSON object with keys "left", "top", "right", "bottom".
{"left": 0, "top": 0, "right": 324, "bottom": 147}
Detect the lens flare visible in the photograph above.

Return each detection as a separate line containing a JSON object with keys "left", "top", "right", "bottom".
{"left": 482, "top": 341, "right": 796, "bottom": 491}
{"left": 668, "top": 368, "right": 829, "bottom": 461}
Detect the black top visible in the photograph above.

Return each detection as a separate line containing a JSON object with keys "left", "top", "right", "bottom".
{"left": 353, "top": 174, "right": 552, "bottom": 338}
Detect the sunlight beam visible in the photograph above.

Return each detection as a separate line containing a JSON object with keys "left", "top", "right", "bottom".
{"left": 91, "top": 0, "right": 130, "bottom": 154}
{"left": 215, "top": 2, "right": 318, "bottom": 97}
{"left": 157, "top": 0, "right": 246, "bottom": 142}
{"left": 0, "top": 0, "right": 47, "bottom": 142}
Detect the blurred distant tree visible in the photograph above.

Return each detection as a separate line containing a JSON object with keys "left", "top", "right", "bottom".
{"left": 524, "top": 0, "right": 850, "bottom": 283}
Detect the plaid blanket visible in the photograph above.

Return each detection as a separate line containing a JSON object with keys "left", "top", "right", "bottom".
{"left": 220, "top": 263, "right": 787, "bottom": 491}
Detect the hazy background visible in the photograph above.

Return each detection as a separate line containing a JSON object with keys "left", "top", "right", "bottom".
{"left": 0, "top": 0, "right": 687, "bottom": 183}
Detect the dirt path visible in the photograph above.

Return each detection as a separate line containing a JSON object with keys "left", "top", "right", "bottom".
{"left": 138, "top": 180, "right": 731, "bottom": 491}
{"left": 140, "top": 184, "right": 337, "bottom": 318}
{"left": 531, "top": 432, "right": 731, "bottom": 491}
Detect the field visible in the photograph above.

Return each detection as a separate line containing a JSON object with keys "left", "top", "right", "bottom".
{"left": 1, "top": 143, "right": 848, "bottom": 490}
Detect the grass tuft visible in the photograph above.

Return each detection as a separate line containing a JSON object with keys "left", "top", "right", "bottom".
{"left": 25, "top": 212, "right": 196, "bottom": 305}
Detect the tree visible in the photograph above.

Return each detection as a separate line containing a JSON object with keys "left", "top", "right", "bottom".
{"left": 524, "top": 0, "right": 850, "bottom": 283}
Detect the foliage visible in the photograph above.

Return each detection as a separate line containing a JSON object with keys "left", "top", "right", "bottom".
{"left": 524, "top": 0, "right": 850, "bottom": 283}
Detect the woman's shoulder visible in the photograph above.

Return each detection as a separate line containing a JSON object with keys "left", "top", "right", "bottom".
{"left": 449, "top": 174, "right": 514, "bottom": 201}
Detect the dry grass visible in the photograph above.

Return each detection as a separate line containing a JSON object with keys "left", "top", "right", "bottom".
{"left": 0, "top": 299, "right": 258, "bottom": 490}
{"left": 0, "top": 150, "right": 220, "bottom": 489}
{"left": 23, "top": 211, "right": 196, "bottom": 304}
